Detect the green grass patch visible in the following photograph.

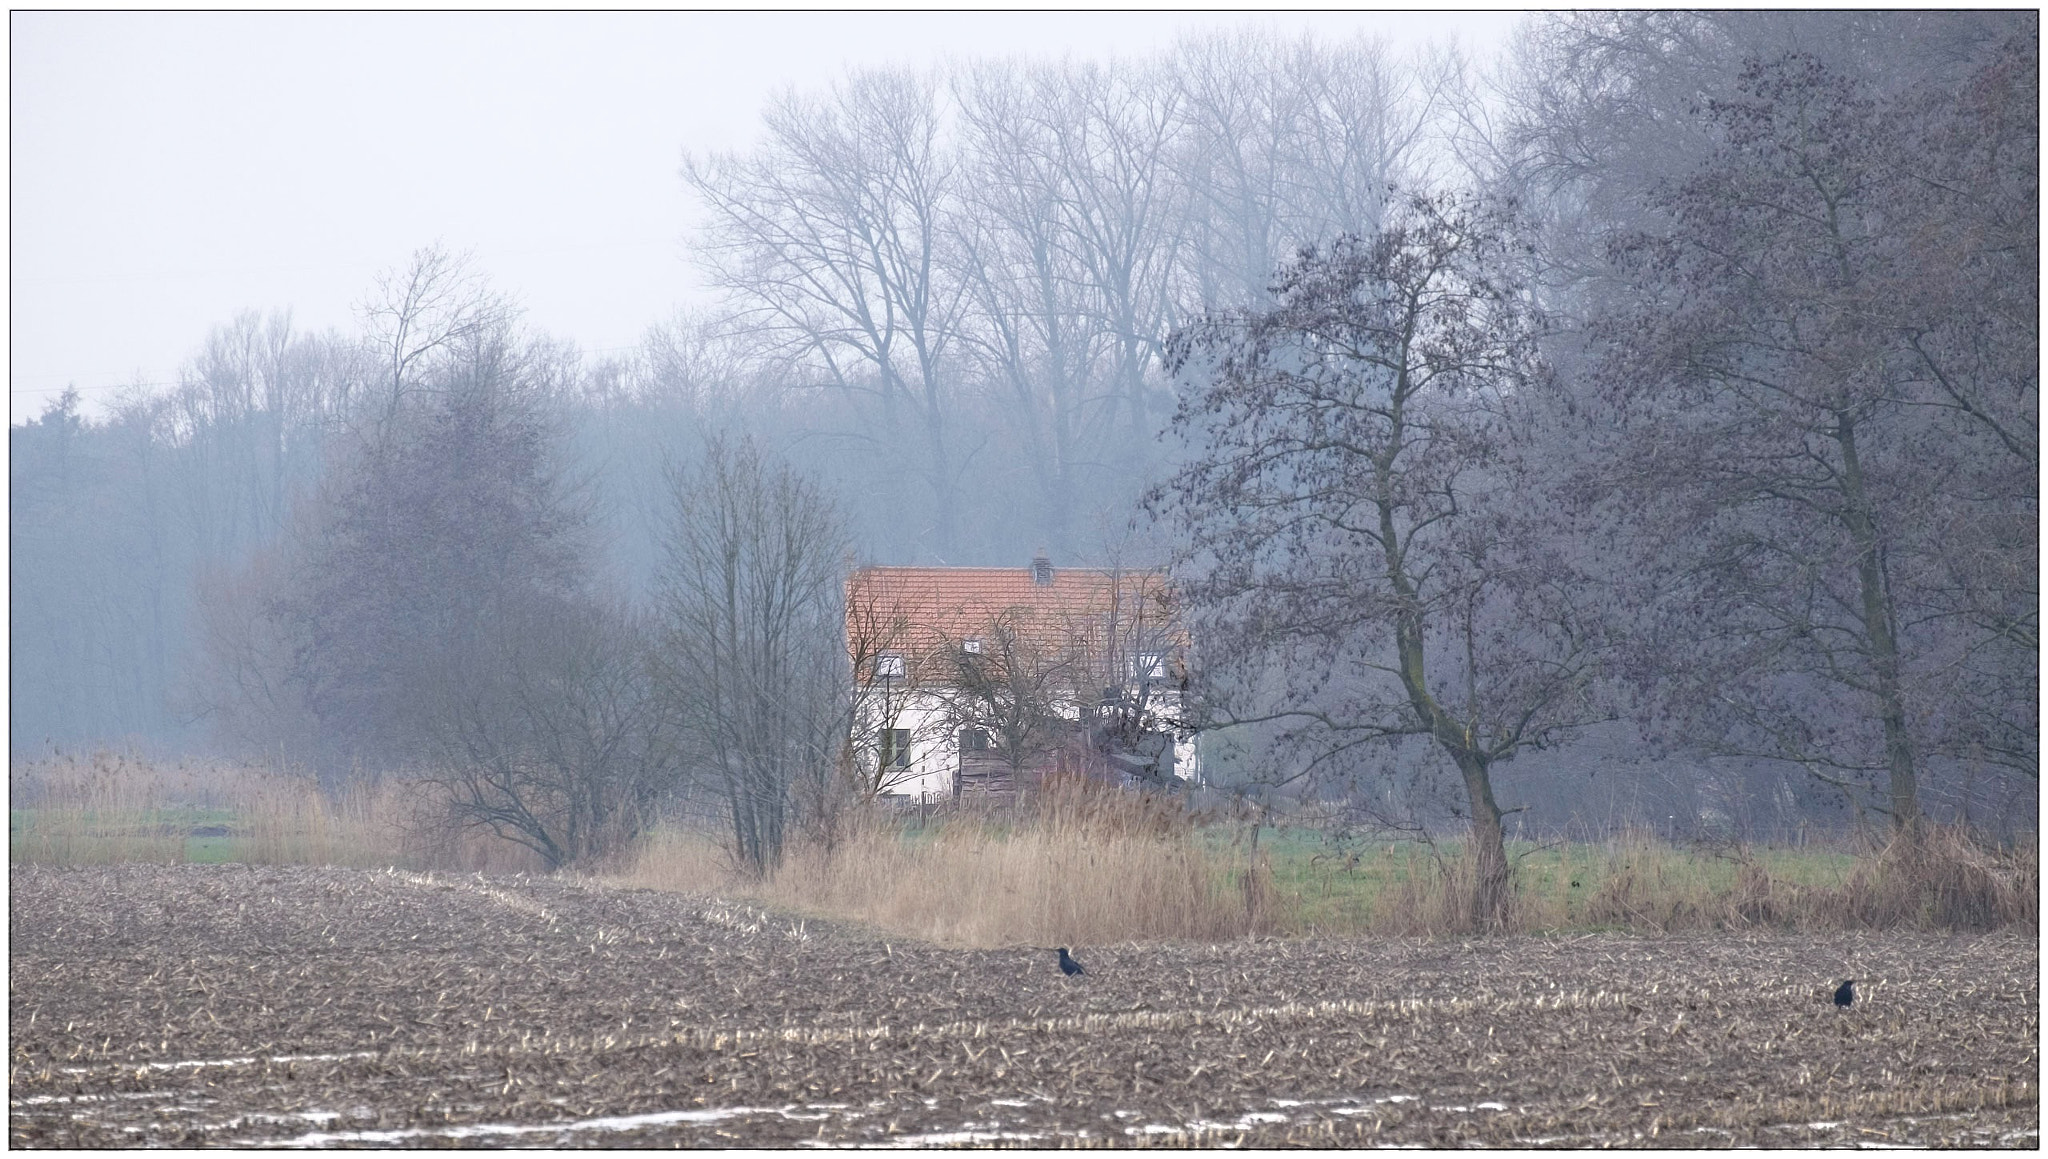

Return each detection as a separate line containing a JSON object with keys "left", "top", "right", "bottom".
{"left": 9, "top": 804, "right": 388, "bottom": 867}
{"left": 12, "top": 806, "right": 249, "bottom": 865}
{"left": 1207, "top": 824, "right": 1872, "bottom": 934}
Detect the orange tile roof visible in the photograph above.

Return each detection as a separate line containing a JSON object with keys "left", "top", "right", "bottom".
{"left": 846, "top": 563, "right": 1182, "bottom": 684}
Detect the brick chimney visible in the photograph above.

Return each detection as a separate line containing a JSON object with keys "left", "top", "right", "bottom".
{"left": 1031, "top": 549, "right": 1054, "bottom": 586}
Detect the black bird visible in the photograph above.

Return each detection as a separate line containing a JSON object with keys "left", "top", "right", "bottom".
{"left": 1834, "top": 979, "right": 1856, "bottom": 1007}
{"left": 1057, "top": 947, "right": 1085, "bottom": 976}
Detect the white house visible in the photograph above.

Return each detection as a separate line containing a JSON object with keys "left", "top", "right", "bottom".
{"left": 846, "top": 553, "right": 1197, "bottom": 802}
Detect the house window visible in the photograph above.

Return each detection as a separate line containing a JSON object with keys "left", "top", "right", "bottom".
{"left": 874, "top": 652, "right": 906, "bottom": 680}
{"left": 959, "top": 728, "right": 990, "bottom": 753}
{"left": 1137, "top": 651, "right": 1167, "bottom": 681}
{"left": 962, "top": 638, "right": 982, "bottom": 654}
{"left": 879, "top": 728, "right": 912, "bottom": 768}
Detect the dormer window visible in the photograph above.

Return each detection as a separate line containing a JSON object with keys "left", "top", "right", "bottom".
{"left": 962, "top": 638, "right": 982, "bottom": 654}
{"left": 874, "top": 652, "right": 906, "bottom": 680}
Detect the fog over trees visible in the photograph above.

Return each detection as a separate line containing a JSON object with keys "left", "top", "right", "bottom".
{"left": 13, "top": 15, "right": 2035, "bottom": 865}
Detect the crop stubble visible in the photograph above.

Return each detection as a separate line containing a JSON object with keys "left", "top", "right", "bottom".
{"left": 9, "top": 863, "right": 2036, "bottom": 1148}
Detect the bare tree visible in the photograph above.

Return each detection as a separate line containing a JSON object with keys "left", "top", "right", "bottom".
{"left": 210, "top": 259, "right": 586, "bottom": 787}
{"left": 685, "top": 69, "right": 969, "bottom": 555}
{"left": 950, "top": 61, "right": 1118, "bottom": 557}
{"left": 1892, "top": 30, "right": 2038, "bottom": 785}
{"left": 653, "top": 436, "right": 851, "bottom": 874}
{"left": 1587, "top": 42, "right": 2037, "bottom": 830}
{"left": 1045, "top": 60, "right": 1188, "bottom": 459}
{"left": 927, "top": 609, "right": 1078, "bottom": 794}
{"left": 413, "top": 595, "right": 677, "bottom": 870}
{"left": 1074, "top": 560, "right": 1191, "bottom": 789}
{"left": 1169, "top": 29, "right": 1443, "bottom": 310}
{"left": 1494, "top": 11, "right": 2027, "bottom": 352}
{"left": 951, "top": 56, "right": 1191, "bottom": 528}
{"left": 353, "top": 243, "right": 517, "bottom": 430}
{"left": 167, "top": 311, "right": 329, "bottom": 556}
{"left": 1155, "top": 192, "right": 1605, "bottom": 929}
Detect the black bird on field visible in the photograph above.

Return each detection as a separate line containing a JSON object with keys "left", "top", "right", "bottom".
{"left": 1057, "top": 947, "right": 1086, "bottom": 976}
{"left": 1834, "top": 979, "right": 1857, "bottom": 1007}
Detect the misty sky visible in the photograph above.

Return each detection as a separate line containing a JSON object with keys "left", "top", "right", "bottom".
{"left": 11, "top": 10, "right": 1519, "bottom": 424}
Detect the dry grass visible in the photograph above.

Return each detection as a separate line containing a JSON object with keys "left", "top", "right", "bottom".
{"left": 1366, "top": 843, "right": 1501, "bottom": 936}
{"left": 8, "top": 749, "right": 543, "bottom": 873}
{"left": 1835, "top": 824, "right": 2039, "bottom": 930}
{"left": 620, "top": 776, "right": 1270, "bottom": 947}
{"left": 16, "top": 751, "right": 2033, "bottom": 942}
{"left": 622, "top": 800, "right": 2036, "bottom": 944}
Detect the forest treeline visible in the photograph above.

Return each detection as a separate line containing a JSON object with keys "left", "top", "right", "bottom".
{"left": 12, "top": 13, "right": 2036, "bottom": 871}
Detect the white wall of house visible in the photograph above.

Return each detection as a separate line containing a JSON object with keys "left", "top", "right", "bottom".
{"left": 866, "top": 691, "right": 957, "bottom": 801}
{"left": 863, "top": 688, "right": 1202, "bottom": 801}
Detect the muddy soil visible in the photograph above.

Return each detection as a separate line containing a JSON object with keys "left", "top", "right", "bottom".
{"left": 9, "top": 863, "right": 2037, "bottom": 1148}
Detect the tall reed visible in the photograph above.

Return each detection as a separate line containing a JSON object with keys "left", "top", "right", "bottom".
{"left": 622, "top": 777, "right": 1270, "bottom": 947}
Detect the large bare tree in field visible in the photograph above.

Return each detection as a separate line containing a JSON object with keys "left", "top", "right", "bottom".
{"left": 1156, "top": 192, "right": 1606, "bottom": 929}
{"left": 685, "top": 70, "right": 968, "bottom": 555}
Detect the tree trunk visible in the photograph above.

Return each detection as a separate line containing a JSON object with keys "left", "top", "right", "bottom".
{"left": 1837, "top": 415, "right": 1922, "bottom": 836}
{"left": 1455, "top": 750, "right": 1511, "bottom": 931}
{"left": 1383, "top": 477, "right": 1515, "bottom": 932}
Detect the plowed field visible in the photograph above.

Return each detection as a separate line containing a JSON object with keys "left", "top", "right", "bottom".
{"left": 9, "top": 863, "right": 2037, "bottom": 1147}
